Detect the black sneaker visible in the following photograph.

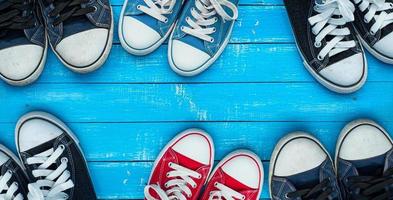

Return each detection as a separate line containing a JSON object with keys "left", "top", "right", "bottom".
{"left": 284, "top": 0, "right": 367, "bottom": 94}
{"left": 336, "top": 119, "right": 393, "bottom": 199}
{"left": 352, "top": 0, "right": 393, "bottom": 64}
{"left": 0, "top": 0, "right": 47, "bottom": 86}
{"left": 0, "top": 144, "right": 29, "bottom": 200}
{"left": 269, "top": 132, "right": 342, "bottom": 200}
{"left": 15, "top": 111, "right": 97, "bottom": 200}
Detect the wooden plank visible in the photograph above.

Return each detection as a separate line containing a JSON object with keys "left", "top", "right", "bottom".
{"left": 90, "top": 161, "right": 272, "bottom": 199}
{"left": 111, "top": 6, "right": 292, "bottom": 44}
{"left": 2, "top": 122, "right": 393, "bottom": 162}
{"left": 0, "top": 82, "right": 392, "bottom": 123}
{"left": 36, "top": 44, "right": 393, "bottom": 83}
{"left": 109, "top": 0, "right": 283, "bottom": 7}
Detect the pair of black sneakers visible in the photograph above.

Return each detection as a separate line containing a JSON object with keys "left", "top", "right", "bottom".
{"left": 270, "top": 119, "right": 393, "bottom": 199}
{"left": 285, "top": 0, "right": 393, "bottom": 94}
{"left": 0, "top": 111, "right": 96, "bottom": 199}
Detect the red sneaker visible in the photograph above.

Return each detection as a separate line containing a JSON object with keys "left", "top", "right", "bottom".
{"left": 200, "top": 150, "right": 264, "bottom": 200}
{"left": 144, "top": 129, "right": 215, "bottom": 200}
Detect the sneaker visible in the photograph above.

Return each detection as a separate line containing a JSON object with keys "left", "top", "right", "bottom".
{"left": 352, "top": 0, "right": 393, "bottom": 64}
{"left": 0, "top": 0, "right": 47, "bottom": 86}
{"left": 284, "top": 0, "right": 367, "bottom": 93}
{"left": 119, "top": 0, "right": 184, "bottom": 56}
{"left": 0, "top": 144, "right": 29, "bottom": 199}
{"left": 269, "top": 132, "right": 342, "bottom": 199}
{"left": 144, "top": 129, "right": 214, "bottom": 200}
{"left": 168, "top": 0, "right": 239, "bottom": 76}
{"left": 200, "top": 150, "right": 263, "bottom": 200}
{"left": 37, "top": 0, "right": 113, "bottom": 73}
{"left": 15, "top": 111, "right": 97, "bottom": 199}
{"left": 336, "top": 119, "right": 393, "bottom": 199}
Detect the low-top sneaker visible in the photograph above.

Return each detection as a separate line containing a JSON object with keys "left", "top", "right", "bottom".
{"left": 284, "top": 0, "right": 367, "bottom": 93}
{"left": 0, "top": 0, "right": 47, "bottom": 86}
{"left": 336, "top": 119, "right": 393, "bottom": 199}
{"left": 119, "top": 0, "right": 184, "bottom": 56}
{"left": 15, "top": 111, "right": 97, "bottom": 200}
{"left": 269, "top": 132, "right": 342, "bottom": 200}
{"left": 352, "top": 0, "right": 393, "bottom": 64}
{"left": 200, "top": 150, "right": 263, "bottom": 200}
{"left": 0, "top": 144, "right": 29, "bottom": 200}
{"left": 168, "top": 0, "right": 239, "bottom": 76}
{"left": 144, "top": 129, "right": 214, "bottom": 200}
{"left": 38, "top": 0, "right": 113, "bottom": 73}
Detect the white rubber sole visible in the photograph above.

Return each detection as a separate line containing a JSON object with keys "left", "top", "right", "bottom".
{"left": 15, "top": 111, "right": 87, "bottom": 167}
{"left": 147, "top": 128, "right": 215, "bottom": 186}
{"left": 269, "top": 132, "right": 332, "bottom": 199}
{"left": 50, "top": 8, "right": 114, "bottom": 74}
{"left": 334, "top": 119, "right": 393, "bottom": 171}
{"left": 168, "top": 22, "right": 235, "bottom": 77}
{"left": 0, "top": 39, "right": 48, "bottom": 87}
{"left": 295, "top": 41, "right": 368, "bottom": 94}
{"left": 207, "top": 150, "right": 264, "bottom": 200}
{"left": 356, "top": 30, "right": 393, "bottom": 65}
{"left": 118, "top": 0, "right": 175, "bottom": 56}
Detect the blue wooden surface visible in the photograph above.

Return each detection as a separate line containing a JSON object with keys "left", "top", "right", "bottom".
{"left": 1, "top": 0, "right": 393, "bottom": 199}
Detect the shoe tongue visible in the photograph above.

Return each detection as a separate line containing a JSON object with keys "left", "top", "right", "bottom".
{"left": 286, "top": 165, "right": 321, "bottom": 190}
{"left": 350, "top": 153, "right": 386, "bottom": 176}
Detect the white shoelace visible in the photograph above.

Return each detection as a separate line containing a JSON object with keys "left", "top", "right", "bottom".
{"left": 144, "top": 162, "right": 201, "bottom": 200}
{"left": 354, "top": 0, "right": 393, "bottom": 35}
{"left": 26, "top": 145, "right": 74, "bottom": 200}
{"left": 308, "top": 0, "right": 357, "bottom": 60}
{"left": 208, "top": 182, "right": 245, "bottom": 200}
{"left": 137, "top": 0, "right": 177, "bottom": 23}
{"left": 0, "top": 170, "right": 23, "bottom": 200}
{"left": 181, "top": 0, "right": 238, "bottom": 42}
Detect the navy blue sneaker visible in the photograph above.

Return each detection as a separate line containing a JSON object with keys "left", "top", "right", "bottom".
{"left": 336, "top": 119, "right": 393, "bottom": 199}
{"left": 168, "top": 0, "right": 239, "bottom": 76}
{"left": 269, "top": 132, "right": 342, "bottom": 200}
{"left": 0, "top": 144, "right": 29, "bottom": 199}
{"left": 0, "top": 0, "right": 47, "bottom": 86}
{"left": 119, "top": 0, "right": 184, "bottom": 56}
{"left": 37, "top": 0, "right": 113, "bottom": 73}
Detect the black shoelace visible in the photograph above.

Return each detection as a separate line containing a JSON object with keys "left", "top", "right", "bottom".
{"left": 46, "top": 0, "right": 96, "bottom": 26}
{"left": 347, "top": 168, "right": 393, "bottom": 200}
{"left": 286, "top": 179, "right": 335, "bottom": 200}
{"left": 0, "top": 0, "right": 35, "bottom": 37}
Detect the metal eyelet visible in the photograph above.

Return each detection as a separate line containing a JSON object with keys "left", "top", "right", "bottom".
{"left": 364, "top": 18, "right": 369, "bottom": 23}
{"left": 163, "top": 18, "right": 168, "bottom": 23}
{"left": 370, "top": 30, "right": 376, "bottom": 35}
{"left": 317, "top": 55, "right": 324, "bottom": 61}
{"left": 93, "top": 6, "right": 98, "bottom": 12}
{"left": 209, "top": 38, "right": 214, "bottom": 43}
{"left": 59, "top": 144, "right": 65, "bottom": 150}
{"left": 61, "top": 157, "right": 68, "bottom": 163}
{"left": 285, "top": 193, "right": 290, "bottom": 199}
{"left": 212, "top": 27, "right": 216, "bottom": 33}
{"left": 314, "top": 41, "right": 321, "bottom": 48}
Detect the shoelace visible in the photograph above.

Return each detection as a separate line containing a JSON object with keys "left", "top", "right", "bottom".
{"left": 26, "top": 144, "right": 74, "bottom": 200}
{"left": 181, "top": 0, "right": 238, "bottom": 42}
{"left": 208, "top": 182, "right": 245, "bottom": 200}
{"left": 0, "top": 0, "right": 35, "bottom": 38}
{"left": 137, "top": 0, "right": 177, "bottom": 23}
{"left": 286, "top": 179, "right": 334, "bottom": 200}
{"left": 0, "top": 170, "right": 23, "bottom": 200}
{"left": 144, "top": 162, "right": 202, "bottom": 200}
{"left": 46, "top": 0, "right": 95, "bottom": 26}
{"left": 354, "top": 0, "right": 393, "bottom": 35}
{"left": 346, "top": 167, "right": 393, "bottom": 200}
{"left": 308, "top": 0, "right": 357, "bottom": 61}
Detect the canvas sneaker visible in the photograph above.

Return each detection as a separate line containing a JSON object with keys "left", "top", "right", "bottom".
{"left": 335, "top": 119, "right": 393, "bottom": 199}
{"left": 284, "top": 0, "right": 367, "bottom": 93}
{"left": 351, "top": 0, "right": 393, "bottom": 64}
{"left": 0, "top": 144, "right": 29, "bottom": 200}
{"left": 15, "top": 111, "right": 97, "bottom": 200}
{"left": 144, "top": 129, "right": 214, "bottom": 200}
{"left": 0, "top": 0, "right": 47, "bottom": 86}
{"left": 168, "top": 0, "right": 239, "bottom": 76}
{"left": 269, "top": 132, "right": 342, "bottom": 200}
{"left": 199, "top": 150, "right": 263, "bottom": 200}
{"left": 37, "top": 0, "right": 113, "bottom": 73}
{"left": 119, "top": 0, "right": 184, "bottom": 56}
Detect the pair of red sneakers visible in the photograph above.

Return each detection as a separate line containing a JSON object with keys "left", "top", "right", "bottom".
{"left": 144, "top": 129, "right": 264, "bottom": 200}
